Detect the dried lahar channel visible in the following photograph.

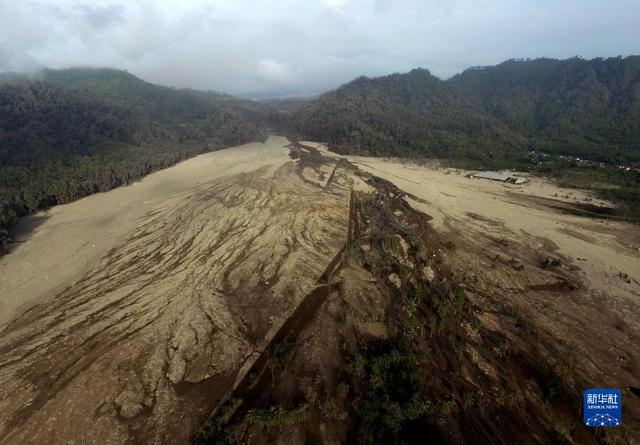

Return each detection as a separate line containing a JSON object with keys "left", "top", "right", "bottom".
{"left": 0, "top": 136, "right": 352, "bottom": 443}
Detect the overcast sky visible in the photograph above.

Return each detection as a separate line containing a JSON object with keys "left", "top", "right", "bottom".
{"left": 0, "top": 0, "right": 638, "bottom": 97}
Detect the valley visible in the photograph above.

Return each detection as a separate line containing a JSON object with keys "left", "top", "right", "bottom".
{"left": 1, "top": 2, "right": 639, "bottom": 442}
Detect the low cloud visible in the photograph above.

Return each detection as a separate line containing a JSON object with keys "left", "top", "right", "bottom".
{"left": 0, "top": 0, "right": 637, "bottom": 96}
{"left": 257, "top": 58, "right": 291, "bottom": 83}
{"left": 79, "top": 3, "right": 126, "bottom": 30}
{"left": 325, "top": 0, "right": 348, "bottom": 15}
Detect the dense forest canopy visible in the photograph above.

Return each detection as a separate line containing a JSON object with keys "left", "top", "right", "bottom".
{"left": 449, "top": 56, "right": 640, "bottom": 164}
{"left": 285, "top": 56, "right": 640, "bottom": 166}
{"left": 40, "top": 68, "right": 271, "bottom": 140}
{"left": 282, "top": 68, "right": 527, "bottom": 165}
{"left": 0, "top": 68, "right": 268, "bottom": 249}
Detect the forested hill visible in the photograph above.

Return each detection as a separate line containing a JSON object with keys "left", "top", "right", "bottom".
{"left": 285, "top": 68, "right": 526, "bottom": 164}
{"left": 41, "top": 68, "right": 270, "bottom": 139}
{"left": 449, "top": 56, "right": 640, "bottom": 164}
{"left": 3, "top": 58, "right": 640, "bottom": 248}
{"left": 0, "top": 68, "right": 268, "bottom": 250}
{"left": 287, "top": 56, "right": 640, "bottom": 166}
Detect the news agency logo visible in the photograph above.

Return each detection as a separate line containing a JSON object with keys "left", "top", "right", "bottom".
{"left": 584, "top": 389, "right": 622, "bottom": 427}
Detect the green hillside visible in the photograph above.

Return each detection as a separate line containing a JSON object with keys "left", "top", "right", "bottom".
{"left": 0, "top": 68, "right": 268, "bottom": 250}
{"left": 287, "top": 68, "right": 526, "bottom": 165}
{"left": 449, "top": 56, "right": 640, "bottom": 164}
{"left": 287, "top": 57, "right": 640, "bottom": 166}
{"left": 2, "top": 58, "right": 640, "bottom": 249}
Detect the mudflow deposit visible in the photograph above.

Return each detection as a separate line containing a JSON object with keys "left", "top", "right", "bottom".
{"left": 0, "top": 136, "right": 639, "bottom": 444}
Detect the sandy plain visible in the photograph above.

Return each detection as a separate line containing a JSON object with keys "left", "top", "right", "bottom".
{"left": 0, "top": 137, "right": 292, "bottom": 328}
{"left": 0, "top": 136, "right": 351, "bottom": 443}
{"left": 0, "top": 137, "right": 638, "bottom": 444}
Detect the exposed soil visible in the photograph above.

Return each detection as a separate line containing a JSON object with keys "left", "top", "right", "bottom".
{"left": 0, "top": 137, "right": 350, "bottom": 444}
{"left": 0, "top": 137, "right": 294, "bottom": 328}
{"left": 195, "top": 143, "right": 640, "bottom": 444}
{"left": 1, "top": 138, "right": 639, "bottom": 444}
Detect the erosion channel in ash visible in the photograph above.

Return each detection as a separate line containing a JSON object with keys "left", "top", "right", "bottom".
{"left": 1, "top": 137, "right": 639, "bottom": 445}
{"left": 0, "top": 136, "right": 351, "bottom": 443}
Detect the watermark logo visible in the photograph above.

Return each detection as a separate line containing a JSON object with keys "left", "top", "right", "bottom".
{"left": 584, "top": 388, "right": 622, "bottom": 427}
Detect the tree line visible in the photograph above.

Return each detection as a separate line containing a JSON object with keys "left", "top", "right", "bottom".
{"left": 0, "top": 69, "right": 268, "bottom": 251}
{"left": 279, "top": 56, "right": 640, "bottom": 216}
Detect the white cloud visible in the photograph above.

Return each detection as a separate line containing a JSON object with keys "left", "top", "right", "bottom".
{"left": 113, "top": 3, "right": 166, "bottom": 60}
{"left": 0, "top": 0, "right": 638, "bottom": 95}
{"left": 257, "top": 58, "right": 291, "bottom": 83}
{"left": 325, "top": 0, "right": 347, "bottom": 15}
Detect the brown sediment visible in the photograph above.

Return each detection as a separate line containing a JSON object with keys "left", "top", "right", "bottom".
{"left": 1, "top": 138, "right": 640, "bottom": 445}
{"left": 197, "top": 145, "right": 640, "bottom": 445}
{"left": 0, "top": 137, "right": 351, "bottom": 444}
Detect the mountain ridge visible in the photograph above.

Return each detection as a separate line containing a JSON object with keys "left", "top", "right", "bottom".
{"left": 286, "top": 55, "right": 640, "bottom": 165}
{"left": 0, "top": 68, "right": 268, "bottom": 249}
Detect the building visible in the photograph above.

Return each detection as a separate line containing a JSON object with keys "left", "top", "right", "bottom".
{"left": 471, "top": 171, "right": 527, "bottom": 184}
